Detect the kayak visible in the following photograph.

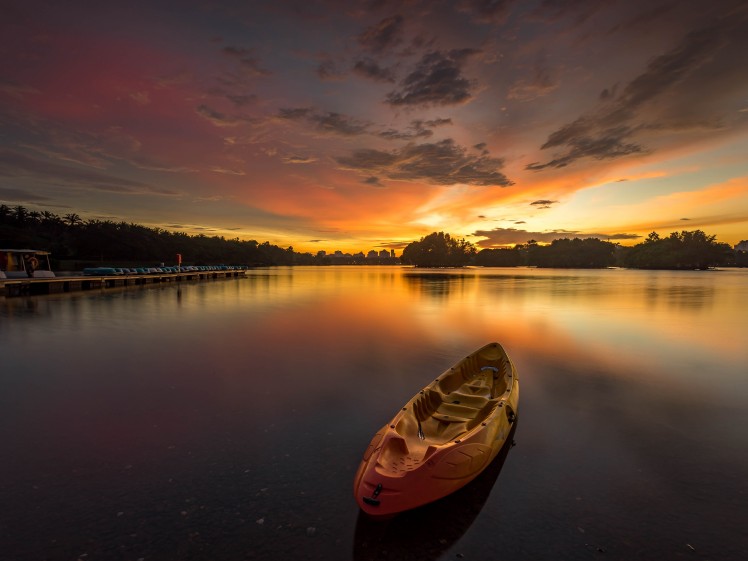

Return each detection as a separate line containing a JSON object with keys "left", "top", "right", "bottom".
{"left": 353, "top": 342, "right": 519, "bottom": 517}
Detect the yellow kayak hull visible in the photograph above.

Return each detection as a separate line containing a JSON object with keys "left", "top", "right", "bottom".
{"left": 354, "top": 342, "right": 519, "bottom": 517}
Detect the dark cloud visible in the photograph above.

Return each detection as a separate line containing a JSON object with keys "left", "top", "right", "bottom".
{"left": 357, "top": 15, "right": 405, "bottom": 53}
{"left": 378, "top": 118, "right": 453, "bottom": 140}
{"left": 527, "top": 127, "right": 646, "bottom": 170}
{"left": 599, "top": 86, "right": 616, "bottom": 101}
{"left": 196, "top": 104, "right": 255, "bottom": 127}
{"left": 336, "top": 139, "right": 513, "bottom": 186}
{"left": 529, "top": 21, "right": 730, "bottom": 170}
{"left": 278, "top": 107, "right": 312, "bottom": 120}
{"left": 386, "top": 49, "right": 480, "bottom": 107}
{"left": 277, "top": 108, "right": 370, "bottom": 136}
{"left": 613, "top": 25, "right": 725, "bottom": 115}
{"left": 458, "top": 0, "right": 515, "bottom": 24}
{"left": 380, "top": 118, "right": 454, "bottom": 140}
{"left": 313, "top": 113, "right": 370, "bottom": 136}
{"left": 222, "top": 46, "right": 271, "bottom": 76}
{"left": 278, "top": 107, "right": 370, "bottom": 136}
{"left": 317, "top": 59, "right": 346, "bottom": 81}
{"left": 472, "top": 227, "right": 641, "bottom": 246}
{"left": 530, "top": 199, "right": 558, "bottom": 208}
{"left": 226, "top": 94, "right": 257, "bottom": 107}
{"left": 379, "top": 128, "right": 431, "bottom": 141}
{"left": 352, "top": 58, "right": 396, "bottom": 82}
{"left": 425, "top": 118, "right": 453, "bottom": 127}
{"left": 363, "top": 176, "right": 384, "bottom": 187}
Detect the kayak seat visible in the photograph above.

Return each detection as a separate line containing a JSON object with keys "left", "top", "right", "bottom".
{"left": 433, "top": 402, "right": 481, "bottom": 423}
{"left": 465, "top": 399, "right": 500, "bottom": 430}
{"left": 432, "top": 388, "right": 499, "bottom": 423}
{"left": 446, "top": 391, "right": 489, "bottom": 408}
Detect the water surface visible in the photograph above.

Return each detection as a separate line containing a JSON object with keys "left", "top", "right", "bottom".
{"left": 1, "top": 267, "right": 747, "bottom": 560}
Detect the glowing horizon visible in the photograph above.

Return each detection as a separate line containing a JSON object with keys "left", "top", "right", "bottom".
{"left": 2, "top": 1, "right": 747, "bottom": 255}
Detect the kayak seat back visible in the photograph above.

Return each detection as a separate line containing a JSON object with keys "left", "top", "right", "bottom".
{"left": 412, "top": 389, "right": 443, "bottom": 421}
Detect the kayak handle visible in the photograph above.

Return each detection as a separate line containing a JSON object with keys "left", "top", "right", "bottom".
{"left": 363, "top": 483, "right": 383, "bottom": 506}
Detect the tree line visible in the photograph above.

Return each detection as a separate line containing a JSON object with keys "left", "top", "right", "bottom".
{"left": 2, "top": 204, "right": 745, "bottom": 269}
{"left": 0, "top": 204, "right": 313, "bottom": 267}
{"left": 400, "top": 231, "right": 746, "bottom": 269}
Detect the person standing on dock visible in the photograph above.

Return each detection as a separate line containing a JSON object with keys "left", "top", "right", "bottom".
{"left": 23, "top": 254, "right": 37, "bottom": 278}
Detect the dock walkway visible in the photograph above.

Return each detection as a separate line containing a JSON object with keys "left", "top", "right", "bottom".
{"left": 1, "top": 269, "right": 246, "bottom": 297}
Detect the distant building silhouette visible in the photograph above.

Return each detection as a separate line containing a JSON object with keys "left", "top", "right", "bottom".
{"left": 321, "top": 247, "right": 399, "bottom": 264}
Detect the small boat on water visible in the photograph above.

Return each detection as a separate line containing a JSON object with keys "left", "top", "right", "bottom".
{"left": 0, "top": 249, "right": 55, "bottom": 279}
{"left": 353, "top": 342, "right": 519, "bottom": 517}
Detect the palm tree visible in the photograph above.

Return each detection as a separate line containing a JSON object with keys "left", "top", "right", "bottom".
{"left": 63, "top": 213, "right": 83, "bottom": 227}
{"left": 14, "top": 205, "right": 29, "bottom": 225}
{"left": 41, "top": 210, "right": 60, "bottom": 224}
{"left": 0, "top": 204, "right": 10, "bottom": 224}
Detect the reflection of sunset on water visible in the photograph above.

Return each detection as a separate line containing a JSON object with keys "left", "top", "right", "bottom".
{"left": 1, "top": 267, "right": 747, "bottom": 560}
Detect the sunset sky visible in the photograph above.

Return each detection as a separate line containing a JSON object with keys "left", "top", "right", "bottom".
{"left": 2, "top": 0, "right": 747, "bottom": 253}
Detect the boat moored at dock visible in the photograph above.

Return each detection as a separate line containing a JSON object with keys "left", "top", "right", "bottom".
{"left": 0, "top": 249, "right": 55, "bottom": 279}
{"left": 1, "top": 265, "right": 247, "bottom": 297}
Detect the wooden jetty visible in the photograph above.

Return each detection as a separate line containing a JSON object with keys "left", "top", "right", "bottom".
{"left": 0, "top": 269, "right": 246, "bottom": 297}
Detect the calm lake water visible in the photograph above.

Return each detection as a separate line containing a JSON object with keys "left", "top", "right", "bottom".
{"left": 1, "top": 266, "right": 747, "bottom": 561}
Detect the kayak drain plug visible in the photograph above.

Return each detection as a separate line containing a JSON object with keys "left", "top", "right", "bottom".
{"left": 363, "top": 483, "right": 383, "bottom": 506}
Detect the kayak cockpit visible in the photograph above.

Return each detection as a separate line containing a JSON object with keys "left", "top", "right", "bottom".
{"left": 392, "top": 346, "right": 514, "bottom": 448}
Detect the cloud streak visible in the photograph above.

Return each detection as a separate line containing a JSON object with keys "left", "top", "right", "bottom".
{"left": 278, "top": 108, "right": 370, "bottom": 136}
{"left": 0, "top": 150, "right": 180, "bottom": 196}
{"left": 358, "top": 15, "right": 405, "bottom": 53}
{"left": 473, "top": 227, "right": 641, "bottom": 247}
{"left": 336, "top": 139, "right": 513, "bottom": 186}
{"left": 528, "top": 19, "right": 735, "bottom": 170}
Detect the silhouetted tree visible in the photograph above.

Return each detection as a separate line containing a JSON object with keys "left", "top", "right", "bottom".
{"left": 13, "top": 205, "right": 29, "bottom": 225}
{"left": 63, "top": 213, "right": 83, "bottom": 227}
{"left": 529, "top": 237, "right": 617, "bottom": 268}
{"left": 474, "top": 248, "right": 522, "bottom": 266}
{"left": 624, "top": 230, "right": 732, "bottom": 269}
{"left": 0, "top": 204, "right": 11, "bottom": 223}
{"left": 400, "top": 232, "right": 476, "bottom": 267}
{"left": 0, "top": 205, "right": 302, "bottom": 266}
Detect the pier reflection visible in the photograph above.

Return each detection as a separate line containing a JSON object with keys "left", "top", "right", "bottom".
{"left": 353, "top": 422, "right": 518, "bottom": 561}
